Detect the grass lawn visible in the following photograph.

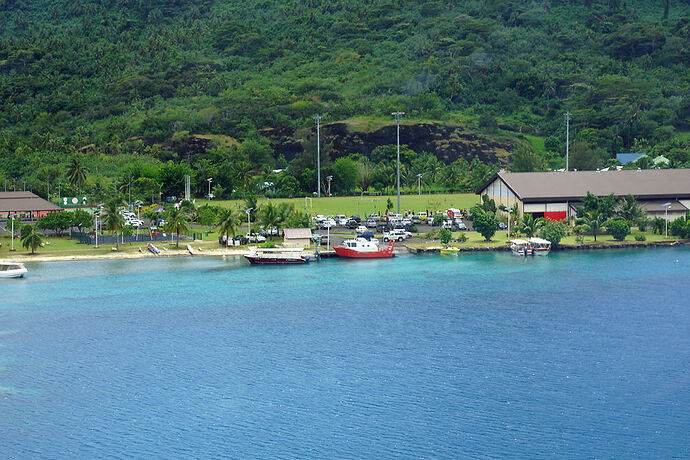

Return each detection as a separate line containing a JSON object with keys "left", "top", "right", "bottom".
{"left": 197, "top": 193, "right": 480, "bottom": 217}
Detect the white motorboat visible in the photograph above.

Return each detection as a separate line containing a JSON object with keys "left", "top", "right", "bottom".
{"left": 245, "top": 247, "right": 311, "bottom": 265}
{"left": 528, "top": 237, "right": 551, "bottom": 255}
{"left": 509, "top": 239, "right": 532, "bottom": 256}
{"left": 0, "top": 262, "right": 28, "bottom": 278}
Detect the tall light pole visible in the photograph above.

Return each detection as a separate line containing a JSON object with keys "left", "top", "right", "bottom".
{"left": 326, "top": 175, "right": 333, "bottom": 197}
{"left": 314, "top": 115, "right": 322, "bottom": 198}
{"left": 207, "top": 177, "right": 213, "bottom": 199}
{"left": 10, "top": 215, "right": 15, "bottom": 251}
{"left": 663, "top": 202, "right": 671, "bottom": 238}
{"left": 417, "top": 173, "right": 423, "bottom": 195}
{"left": 392, "top": 111, "right": 404, "bottom": 213}
{"left": 564, "top": 112, "right": 571, "bottom": 171}
{"left": 245, "top": 207, "right": 253, "bottom": 236}
{"left": 94, "top": 203, "right": 104, "bottom": 248}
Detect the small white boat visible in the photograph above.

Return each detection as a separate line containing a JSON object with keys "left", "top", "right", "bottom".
{"left": 510, "top": 239, "right": 532, "bottom": 256}
{"left": 528, "top": 237, "right": 551, "bottom": 255}
{"left": 187, "top": 244, "right": 195, "bottom": 255}
{"left": 245, "top": 248, "right": 310, "bottom": 265}
{"left": 0, "top": 262, "right": 28, "bottom": 278}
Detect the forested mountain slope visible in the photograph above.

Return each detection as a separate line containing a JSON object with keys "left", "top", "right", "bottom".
{"left": 1, "top": 0, "right": 689, "bottom": 199}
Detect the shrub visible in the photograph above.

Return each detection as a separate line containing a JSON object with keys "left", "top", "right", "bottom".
{"left": 258, "top": 241, "right": 276, "bottom": 248}
{"left": 669, "top": 217, "right": 689, "bottom": 238}
{"left": 634, "top": 234, "right": 646, "bottom": 241}
{"left": 439, "top": 228, "right": 452, "bottom": 244}
{"left": 471, "top": 207, "right": 499, "bottom": 241}
{"left": 606, "top": 219, "right": 631, "bottom": 241}
{"left": 540, "top": 220, "right": 567, "bottom": 247}
{"left": 456, "top": 232, "right": 468, "bottom": 243}
{"left": 432, "top": 215, "right": 446, "bottom": 226}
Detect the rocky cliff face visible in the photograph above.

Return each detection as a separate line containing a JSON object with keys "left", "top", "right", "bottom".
{"left": 260, "top": 122, "right": 514, "bottom": 165}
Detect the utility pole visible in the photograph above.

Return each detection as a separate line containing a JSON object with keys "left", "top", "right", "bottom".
{"left": 314, "top": 115, "right": 322, "bottom": 198}
{"left": 417, "top": 173, "right": 423, "bottom": 195}
{"left": 326, "top": 175, "right": 333, "bottom": 197}
{"left": 564, "top": 112, "right": 571, "bottom": 171}
{"left": 392, "top": 111, "right": 404, "bottom": 213}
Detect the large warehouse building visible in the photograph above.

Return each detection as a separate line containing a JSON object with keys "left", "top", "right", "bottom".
{"left": 476, "top": 169, "right": 690, "bottom": 221}
{"left": 0, "top": 191, "right": 63, "bottom": 220}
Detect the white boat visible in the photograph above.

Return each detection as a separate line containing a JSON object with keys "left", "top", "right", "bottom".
{"left": 528, "top": 237, "right": 551, "bottom": 255}
{"left": 509, "top": 239, "right": 532, "bottom": 256}
{"left": 187, "top": 244, "right": 195, "bottom": 255}
{"left": 0, "top": 262, "right": 28, "bottom": 278}
{"left": 245, "top": 247, "right": 310, "bottom": 265}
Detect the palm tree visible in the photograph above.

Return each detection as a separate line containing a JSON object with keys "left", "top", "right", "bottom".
{"left": 164, "top": 207, "right": 190, "bottom": 248}
{"left": 259, "top": 201, "right": 281, "bottom": 240}
{"left": 103, "top": 199, "right": 125, "bottom": 251}
{"left": 579, "top": 210, "right": 607, "bottom": 242}
{"left": 616, "top": 194, "right": 645, "bottom": 226}
{"left": 357, "top": 161, "right": 375, "bottom": 192}
{"left": 519, "top": 213, "right": 540, "bottom": 237}
{"left": 21, "top": 225, "right": 43, "bottom": 254}
{"left": 216, "top": 209, "right": 241, "bottom": 245}
{"left": 66, "top": 155, "right": 89, "bottom": 190}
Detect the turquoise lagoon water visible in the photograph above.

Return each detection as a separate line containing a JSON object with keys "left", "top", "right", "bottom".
{"left": 1, "top": 249, "right": 689, "bottom": 458}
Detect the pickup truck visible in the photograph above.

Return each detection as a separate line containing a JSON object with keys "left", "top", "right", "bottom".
{"left": 383, "top": 229, "right": 412, "bottom": 242}
{"left": 246, "top": 233, "right": 267, "bottom": 243}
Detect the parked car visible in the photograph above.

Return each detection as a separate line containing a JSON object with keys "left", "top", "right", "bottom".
{"left": 350, "top": 215, "right": 362, "bottom": 223}
{"left": 345, "top": 219, "right": 359, "bottom": 229}
{"left": 355, "top": 225, "right": 368, "bottom": 234}
{"left": 335, "top": 214, "right": 348, "bottom": 226}
{"left": 416, "top": 212, "right": 428, "bottom": 222}
{"left": 454, "top": 219, "right": 467, "bottom": 230}
{"left": 383, "top": 229, "right": 412, "bottom": 242}
{"left": 319, "top": 218, "right": 336, "bottom": 229}
{"left": 365, "top": 218, "right": 377, "bottom": 228}
{"left": 441, "top": 220, "right": 453, "bottom": 230}
{"left": 498, "top": 222, "right": 507, "bottom": 229}
{"left": 232, "top": 234, "right": 249, "bottom": 245}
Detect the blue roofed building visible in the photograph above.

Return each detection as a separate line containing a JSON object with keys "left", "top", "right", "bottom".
{"left": 616, "top": 153, "right": 647, "bottom": 165}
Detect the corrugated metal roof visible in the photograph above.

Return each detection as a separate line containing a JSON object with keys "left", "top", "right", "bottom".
{"left": 283, "top": 228, "right": 312, "bottom": 239}
{"left": 639, "top": 200, "right": 688, "bottom": 212}
{"left": 478, "top": 169, "right": 690, "bottom": 202}
{"left": 0, "top": 192, "right": 63, "bottom": 212}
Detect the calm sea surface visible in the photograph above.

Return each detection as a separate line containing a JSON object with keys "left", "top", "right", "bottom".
{"left": 1, "top": 249, "right": 689, "bottom": 458}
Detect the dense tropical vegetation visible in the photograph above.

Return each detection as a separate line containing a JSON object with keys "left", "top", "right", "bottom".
{"left": 1, "top": 0, "right": 689, "bottom": 204}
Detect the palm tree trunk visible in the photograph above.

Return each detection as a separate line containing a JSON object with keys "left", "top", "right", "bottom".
{"left": 176, "top": 230, "right": 180, "bottom": 248}
{"left": 116, "top": 232, "right": 119, "bottom": 250}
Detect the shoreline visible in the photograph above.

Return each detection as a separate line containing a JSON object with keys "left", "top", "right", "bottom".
{"left": 2, "top": 239, "right": 687, "bottom": 263}
{"left": 407, "top": 240, "right": 689, "bottom": 254}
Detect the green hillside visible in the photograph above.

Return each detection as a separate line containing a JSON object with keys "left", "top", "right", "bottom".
{"left": 1, "top": 0, "right": 689, "bottom": 201}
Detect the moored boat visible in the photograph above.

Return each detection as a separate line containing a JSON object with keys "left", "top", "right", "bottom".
{"left": 245, "top": 248, "right": 311, "bottom": 265}
{"left": 187, "top": 243, "right": 195, "bottom": 255}
{"left": 0, "top": 262, "right": 28, "bottom": 278}
{"left": 440, "top": 247, "right": 459, "bottom": 256}
{"left": 147, "top": 243, "right": 160, "bottom": 255}
{"left": 528, "top": 237, "right": 551, "bottom": 255}
{"left": 509, "top": 239, "right": 532, "bottom": 256}
{"left": 334, "top": 232, "right": 395, "bottom": 258}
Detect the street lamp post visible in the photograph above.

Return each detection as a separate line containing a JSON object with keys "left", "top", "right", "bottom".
{"left": 417, "top": 173, "right": 423, "bottom": 195}
{"left": 564, "top": 112, "right": 571, "bottom": 171}
{"left": 392, "top": 111, "right": 404, "bottom": 213}
{"left": 326, "top": 175, "right": 333, "bottom": 197}
{"left": 207, "top": 177, "right": 213, "bottom": 199}
{"left": 663, "top": 202, "right": 671, "bottom": 238}
{"left": 314, "top": 115, "right": 322, "bottom": 198}
{"left": 10, "top": 215, "right": 15, "bottom": 251}
{"left": 245, "top": 207, "right": 253, "bottom": 237}
{"left": 505, "top": 206, "right": 513, "bottom": 238}
{"left": 94, "top": 203, "right": 104, "bottom": 248}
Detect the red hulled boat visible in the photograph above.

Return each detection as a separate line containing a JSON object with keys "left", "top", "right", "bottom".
{"left": 333, "top": 233, "right": 395, "bottom": 258}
